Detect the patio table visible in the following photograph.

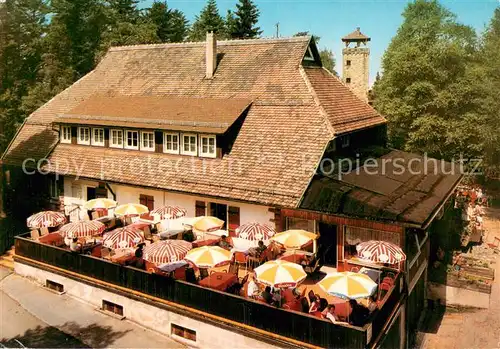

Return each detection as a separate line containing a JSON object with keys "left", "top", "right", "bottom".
{"left": 279, "top": 253, "right": 306, "bottom": 264}
{"left": 192, "top": 237, "right": 221, "bottom": 248}
{"left": 39, "top": 232, "right": 65, "bottom": 247}
{"left": 199, "top": 272, "right": 237, "bottom": 291}
{"left": 360, "top": 267, "right": 382, "bottom": 283}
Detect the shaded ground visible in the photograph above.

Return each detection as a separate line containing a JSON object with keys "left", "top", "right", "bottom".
{"left": 421, "top": 207, "right": 500, "bottom": 349}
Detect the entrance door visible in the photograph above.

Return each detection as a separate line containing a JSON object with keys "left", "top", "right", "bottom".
{"left": 210, "top": 203, "right": 227, "bottom": 229}
{"left": 318, "top": 222, "right": 337, "bottom": 267}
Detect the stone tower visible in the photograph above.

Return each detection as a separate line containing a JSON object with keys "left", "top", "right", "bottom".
{"left": 342, "top": 27, "right": 370, "bottom": 102}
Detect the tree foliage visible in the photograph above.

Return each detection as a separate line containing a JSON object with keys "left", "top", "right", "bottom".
{"left": 372, "top": 0, "right": 483, "bottom": 161}
{"left": 189, "top": 0, "right": 225, "bottom": 41}
{"left": 293, "top": 32, "right": 337, "bottom": 75}
{"left": 230, "top": 0, "right": 261, "bottom": 39}
{"left": 146, "top": 1, "right": 189, "bottom": 43}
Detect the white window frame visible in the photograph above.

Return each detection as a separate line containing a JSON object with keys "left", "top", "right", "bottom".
{"left": 110, "top": 129, "right": 123, "bottom": 149}
{"left": 304, "top": 46, "right": 315, "bottom": 61}
{"left": 199, "top": 134, "right": 216, "bottom": 158}
{"left": 91, "top": 127, "right": 105, "bottom": 146}
{"left": 125, "top": 130, "right": 139, "bottom": 150}
{"left": 181, "top": 133, "right": 197, "bottom": 156}
{"left": 77, "top": 127, "right": 90, "bottom": 145}
{"left": 341, "top": 135, "right": 350, "bottom": 148}
{"left": 140, "top": 131, "right": 155, "bottom": 152}
{"left": 163, "top": 132, "right": 179, "bottom": 154}
{"left": 60, "top": 126, "right": 72, "bottom": 144}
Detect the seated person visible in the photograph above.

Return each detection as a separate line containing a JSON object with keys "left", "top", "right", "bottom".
{"left": 126, "top": 247, "right": 145, "bottom": 270}
{"left": 248, "top": 240, "right": 267, "bottom": 258}
{"left": 348, "top": 299, "right": 370, "bottom": 327}
{"left": 185, "top": 267, "right": 198, "bottom": 284}
{"left": 308, "top": 294, "right": 322, "bottom": 313}
{"left": 182, "top": 229, "right": 195, "bottom": 242}
{"left": 246, "top": 275, "right": 259, "bottom": 298}
{"left": 272, "top": 289, "right": 283, "bottom": 307}
{"left": 69, "top": 237, "right": 81, "bottom": 252}
{"left": 323, "top": 305, "right": 348, "bottom": 325}
{"left": 261, "top": 286, "right": 273, "bottom": 305}
{"left": 366, "top": 295, "right": 378, "bottom": 312}
{"left": 218, "top": 235, "right": 232, "bottom": 250}
{"left": 310, "top": 298, "right": 328, "bottom": 318}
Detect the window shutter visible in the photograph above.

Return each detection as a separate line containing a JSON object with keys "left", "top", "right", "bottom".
{"left": 139, "top": 194, "right": 147, "bottom": 207}
{"left": 195, "top": 201, "right": 206, "bottom": 217}
{"left": 228, "top": 206, "right": 240, "bottom": 237}
{"left": 139, "top": 194, "right": 154, "bottom": 211}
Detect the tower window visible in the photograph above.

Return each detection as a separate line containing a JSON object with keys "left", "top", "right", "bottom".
{"left": 346, "top": 78, "right": 351, "bottom": 83}
{"left": 346, "top": 60, "right": 351, "bottom": 66}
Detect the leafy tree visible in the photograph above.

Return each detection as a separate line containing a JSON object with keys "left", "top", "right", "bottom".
{"left": 108, "top": 0, "right": 139, "bottom": 23}
{"left": 224, "top": 10, "right": 237, "bottom": 39}
{"left": 146, "top": 1, "right": 188, "bottom": 43}
{"left": 189, "top": 0, "right": 225, "bottom": 41}
{"left": 231, "top": 0, "right": 261, "bottom": 39}
{"left": 372, "top": 0, "right": 481, "bottom": 160}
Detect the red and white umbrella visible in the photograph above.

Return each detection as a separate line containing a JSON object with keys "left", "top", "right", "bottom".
{"left": 356, "top": 240, "right": 406, "bottom": 265}
{"left": 150, "top": 205, "right": 187, "bottom": 219}
{"left": 235, "top": 222, "right": 276, "bottom": 241}
{"left": 143, "top": 240, "right": 192, "bottom": 265}
{"left": 103, "top": 227, "right": 144, "bottom": 249}
{"left": 27, "top": 211, "right": 67, "bottom": 228}
{"left": 59, "top": 221, "right": 106, "bottom": 238}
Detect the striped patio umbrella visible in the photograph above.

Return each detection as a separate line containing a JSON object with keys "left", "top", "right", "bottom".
{"left": 184, "top": 246, "right": 232, "bottom": 268}
{"left": 270, "top": 230, "right": 317, "bottom": 249}
{"left": 356, "top": 240, "right": 406, "bottom": 265}
{"left": 103, "top": 227, "right": 144, "bottom": 249}
{"left": 114, "top": 203, "right": 149, "bottom": 216}
{"left": 150, "top": 205, "right": 187, "bottom": 219}
{"left": 83, "top": 198, "right": 117, "bottom": 210}
{"left": 27, "top": 211, "right": 66, "bottom": 228}
{"left": 254, "top": 260, "right": 307, "bottom": 288}
{"left": 59, "top": 220, "right": 106, "bottom": 238}
{"left": 143, "top": 240, "right": 192, "bottom": 265}
{"left": 193, "top": 216, "right": 224, "bottom": 233}
{"left": 318, "top": 272, "right": 377, "bottom": 299}
{"left": 235, "top": 223, "right": 276, "bottom": 241}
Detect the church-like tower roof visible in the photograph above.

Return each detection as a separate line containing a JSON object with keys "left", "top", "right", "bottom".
{"left": 342, "top": 27, "right": 370, "bottom": 42}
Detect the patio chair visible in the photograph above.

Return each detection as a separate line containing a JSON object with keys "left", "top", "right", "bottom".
{"left": 240, "top": 273, "right": 249, "bottom": 286}
{"left": 143, "top": 228, "right": 153, "bottom": 241}
{"left": 91, "top": 211, "right": 99, "bottom": 220}
{"left": 234, "top": 252, "right": 248, "bottom": 272}
{"left": 174, "top": 267, "right": 187, "bottom": 281}
{"left": 350, "top": 266, "right": 360, "bottom": 273}
{"left": 304, "top": 258, "right": 320, "bottom": 275}
{"left": 101, "top": 247, "right": 111, "bottom": 259}
{"left": 30, "top": 229, "right": 40, "bottom": 240}
{"left": 40, "top": 227, "right": 49, "bottom": 236}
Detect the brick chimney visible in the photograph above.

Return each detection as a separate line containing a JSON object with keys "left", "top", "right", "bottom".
{"left": 206, "top": 31, "right": 217, "bottom": 79}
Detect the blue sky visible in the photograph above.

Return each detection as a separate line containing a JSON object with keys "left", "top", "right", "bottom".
{"left": 141, "top": 0, "right": 499, "bottom": 84}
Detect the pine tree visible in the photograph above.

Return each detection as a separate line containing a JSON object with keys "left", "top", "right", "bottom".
{"left": 372, "top": 0, "right": 481, "bottom": 160}
{"left": 146, "top": 1, "right": 188, "bottom": 43}
{"left": 189, "top": 0, "right": 225, "bottom": 41}
{"left": 168, "top": 9, "right": 189, "bottom": 42}
{"left": 224, "top": 10, "right": 237, "bottom": 39}
{"left": 232, "top": 0, "right": 261, "bottom": 39}
{"left": 108, "top": 0, "right": 139, "bottom": 23}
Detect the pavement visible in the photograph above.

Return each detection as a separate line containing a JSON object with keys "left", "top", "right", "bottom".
{"left": 420, "top": 207, "right": 500, "bottom": 349}
{"left": 0, "top": 267, "right": 184, "bottom": 348}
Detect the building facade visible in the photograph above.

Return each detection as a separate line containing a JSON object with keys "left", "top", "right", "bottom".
{"left": 342, "top": 27, "right": 370, "bottom": 102}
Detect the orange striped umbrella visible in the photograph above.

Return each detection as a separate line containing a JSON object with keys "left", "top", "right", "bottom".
{"left": 254, "top": 260, "right": 307, "bottom": 288}
{"left": 103, "top": 227, "right": 144, "bottom": 249}
{"left": 184, "top": 246, "right": 232, "bottom": 268}
{"left": 59, "top": 221, "right": 105, "bottom": 238}
{"left": 193, "top": 216, "right": 224, "bottom": 233}
{"left": 143, "top": 240, "right": 192, "bottom": 265}
{"left": 27, "top": 211, "right": 66, "bottom": 228}
{"left": 318, "top": 272, "right": 377, "bottom": 299}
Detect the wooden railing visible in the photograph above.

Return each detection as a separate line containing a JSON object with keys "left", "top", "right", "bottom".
{"left": 15, "top": 235, "right": 370, "bottom": 348}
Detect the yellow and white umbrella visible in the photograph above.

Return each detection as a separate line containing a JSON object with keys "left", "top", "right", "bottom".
{"left": 114, "top": 203, "right": 149, "bottom": 216}
{"left": 193, "top": 216, "right": 224, "bottom": 233}
{"left": 254, "top": 260, "right": 307, "bottom": 288}
{"left": 184, "top": 246, "right": 232, "bottom": 268}
{"left": 270, "top": 230, "right": 317, "bottom": 249}
{"left": 83, "top": 198, "right": 117, "bottom": 210}
{"left": 318, "top": 272, "right": 377, "bottom": 299}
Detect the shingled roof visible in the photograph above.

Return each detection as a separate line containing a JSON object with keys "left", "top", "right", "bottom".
{"left": 2, "top": 36, "right": 386, "bottom": 208}
{"left": 300, "top": 150, "right": 462, "bottom": 227}
{"left": 342, "top": 27, "right": 371, "bottom": 42}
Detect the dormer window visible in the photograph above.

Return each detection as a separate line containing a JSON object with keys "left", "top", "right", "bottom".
{"left": 110, "top": 129, "right": 123, "bottom": 148}
{"left": 77, "top": 127, "right": 90, "bottom": 145}
{"left": 141, "top": 131, "right": 155, "bottom": 152}
{"left": 60, "top": 126, "right": 71, "bottom": 144}
{"left": 91, "top": 128, "right": 104, "bottom": 146}
{"left": 304, "top": 46, "right": 315, "bottom": 61}
{"left": 199, "top": 135, "right": 216, "bottom": 158}
{"left": 164, "top": 132, "right": 179, "bottom": 154}
{"left": 181, "top": 133, "right": 197, "bottom": 156}
{"left": 125, "top": 130, "right": 139, "bottom": 150}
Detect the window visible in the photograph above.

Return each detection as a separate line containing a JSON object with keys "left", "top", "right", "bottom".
{"left": 286, "top": 217, "right": 316, "bottom": 233}
{"left": 171, "top": 323, "right": 196, "bottom": 342}
{"left": 181, "top": 133, "right": 197, "bottom": 156}
{"left": 341, "top": 135, "right": 350, "bottom": 148}
{"left": 139, "top": 194, "right": 154, "bottom": 211}
{"left": 164, "top": 132, "right": 179, "bottom": 154}
{"left": 209, "top": 202, "right": 227, "bottom": 229}
{"left": 49, "top": 176, "right": 59, "bottom": 198}
{"left": 343, "top": 226, "right": 401, "bottom": 260}
{"left": 228, "top": 206, "right": 240, "bottom": 235}
{"left": 77, "top": 127, "right": 90, "bottom": 145}
{"left": 110, "top": 129, "right": 123, "bottom": 148}
{"left": 60, "top": 126, "right": 71, "bottom": 144}
{"left": 346, "top": 77, "right": 351, "bottom": 83}
{"left": 91, "top": 128, "right": 105, "bottom": 146}
{"left": 125, "top": 130, "right": 139, "bottom": 150}
{"left": 199, "top": 135, "right": 216, "bottom": 158}
{"left": 304, "top": 46, "right": 315, "bottom": 61}
{"left": 46, "top": 280, "right": 64, "bottom": 293}
{"left": 140, "top": 131, "right": 155, "bottom": 152}
{"left": 195, "top": 201, "right": 206, "bottom": 217}
{"left": 346, "top": 60, "right": 351, "bottom": 66}
{"left": 102, "top": 300, "right": 123, "bottom": 316}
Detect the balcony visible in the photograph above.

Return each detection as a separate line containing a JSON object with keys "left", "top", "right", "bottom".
{"left": 14, "top": 234, "right": 403, "bottom": 348}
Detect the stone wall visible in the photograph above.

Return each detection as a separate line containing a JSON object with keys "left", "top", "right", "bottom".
{"left": 342, "top": 47, "right": 369, "bottom": 102}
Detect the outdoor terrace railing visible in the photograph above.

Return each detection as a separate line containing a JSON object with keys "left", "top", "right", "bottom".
{"left": 14, "top": 235, "right": 403, "bottom": 348}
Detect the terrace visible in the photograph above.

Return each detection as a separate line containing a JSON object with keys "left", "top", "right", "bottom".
{"left": 14, "top": 224, "right": 404, "bottom": 349}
